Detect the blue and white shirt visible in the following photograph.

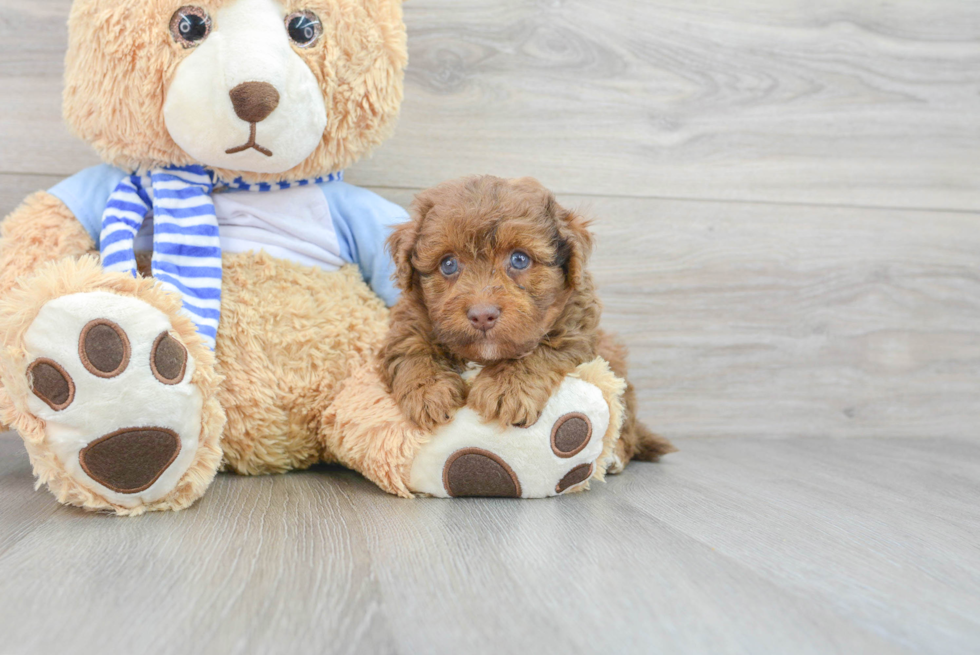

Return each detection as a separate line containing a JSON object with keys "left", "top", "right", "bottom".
{"left": 49, "top": 165, "right": 406, "bottom": 307}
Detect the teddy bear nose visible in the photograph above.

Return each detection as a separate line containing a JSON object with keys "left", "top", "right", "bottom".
{"left": 467, "top": 305, "right": 501, "bottom": 331}
{"left": 229, "top": 81, "right": 281, "bottom": 124}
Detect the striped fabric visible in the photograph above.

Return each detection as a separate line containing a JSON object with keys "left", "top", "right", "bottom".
{"left": 222, "top": 174, "right": 341, "bottom": 193}
{"left": 100, "top": 166, "right": 343, "bottom": 349}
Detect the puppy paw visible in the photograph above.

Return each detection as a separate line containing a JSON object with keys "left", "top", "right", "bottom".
{"left": 396, "top": 371, "right": 467, "bottom": 432}
{"left": 467, "top": 367, "right": 559, "bottom": 428}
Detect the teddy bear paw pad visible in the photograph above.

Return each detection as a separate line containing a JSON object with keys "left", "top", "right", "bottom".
{"left": 410, "top": 377, "right": 612, "bottom": 498}
{"left": 556, "top": 463, "right": 595, "bottom": 494}
{"left": 21, "top": 292, "right": 204, "bottom": 509}
{"left": 79, "top": 428, "right": 182, "bottom": 494}
{"left": 442, "top": 448, "right": 522, "bottom": 498}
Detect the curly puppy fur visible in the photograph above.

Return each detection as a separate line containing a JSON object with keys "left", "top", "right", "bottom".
{"left": 381, "top": 176, "right": 675, "bottom": 463}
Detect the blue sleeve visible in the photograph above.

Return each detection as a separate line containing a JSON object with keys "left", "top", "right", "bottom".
{"left": 48, "top": 165, "right": 128, "bottom": 247}
{"left": 322, "top": 181, "right": 408, "bottom": 307}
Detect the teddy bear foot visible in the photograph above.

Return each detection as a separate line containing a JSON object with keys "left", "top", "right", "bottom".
{"left": 409, "top": 375, "right": 614, "bottom": 498}
{"left": 4, "top": 287, "right": 224, "bottom": 515}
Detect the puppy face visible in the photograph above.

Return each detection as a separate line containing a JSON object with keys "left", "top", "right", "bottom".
{"left": 390, "top": 176, "right": 594, "bottom": 363}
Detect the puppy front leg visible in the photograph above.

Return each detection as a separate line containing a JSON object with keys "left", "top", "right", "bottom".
{"left": 381, "top": 317, "right": 467, "bottom": 431}
{"left": 390, "top": 355, "right": 467, "bottom": 431}
{"left": 468, "top": 348, "right": 575, "bottom": 428}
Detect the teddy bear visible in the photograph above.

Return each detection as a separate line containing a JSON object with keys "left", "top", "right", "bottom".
{"left": 0, "top": 0, "right": 634, "bottom": 515}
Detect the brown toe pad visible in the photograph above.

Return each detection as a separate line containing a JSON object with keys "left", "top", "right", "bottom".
{"left": 79, "top": 319, "right": 130, "bottom": 378}
{"left": 556, "top": 463, "right": 595, "bottom": 494}
{"left": 551, "top": 412, "right": 593, "bottom": 458}
{"left": 443, "top": 448, "right": 522, "bottom": 498}
{"left": 28, "top": 359, "right": 75, "bottom": 411}
{"left": 79, "top": 428, "right": 181, "bottom": 494}
{"left": 151, "top": 332, "right": 188, "bottom": 384}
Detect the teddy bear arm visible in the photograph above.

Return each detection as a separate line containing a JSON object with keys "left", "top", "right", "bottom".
{"left": 0, "top": 192, "right": 95, "bottom": 432}
{"left": 0, "top": 191, "right": 95, "bottom": 298}
{"left": 324, "top": 356, "right": 630, "bottom": 499}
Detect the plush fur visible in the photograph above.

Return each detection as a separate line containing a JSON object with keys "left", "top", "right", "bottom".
{"left": 0, "top": 193, "right": 96, "bottom": 299}
{"left": 214, "top": 253, "right": 390, "bottom": 475}
{"left": 321, "top": 353, "right": 429, "bottom": 498}
{"left": 63, "top": 0, "right": 406, "bottom": 183}
{"left": 0, "top": 194, "right": 96, "bottom": 433}
{"left": 0, "top": 0, "right": 410, "bottom": 513}
{"left": 0, "top": 0, "right": 660, "bottom": 512}
{"left": 0, "top": 257, "right": 225, "bottom": 515}
{"left": 381, "top": 176, "right": 675, "bottom": 462}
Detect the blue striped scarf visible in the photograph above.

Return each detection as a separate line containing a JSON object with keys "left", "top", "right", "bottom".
{"left": 100, "top": 165, "right": 341, "bottom": 349}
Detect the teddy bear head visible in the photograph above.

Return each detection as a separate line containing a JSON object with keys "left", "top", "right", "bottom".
{"left": 63, "top": 0, "right": 407, "bottom": 183}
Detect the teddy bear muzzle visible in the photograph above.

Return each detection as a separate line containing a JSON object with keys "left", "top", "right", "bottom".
{"left": 162, "top": 0, "right": 328, "bottom": 174}
{"left": 229, "top": 82, "right": 281, "bottom": 125}
{"left": 225, "top": 81, "right": 282, "bottom": 157}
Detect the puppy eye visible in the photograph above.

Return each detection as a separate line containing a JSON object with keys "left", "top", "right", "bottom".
{"left": 440, "top": 256, "right": 460, "bottom": 277}
{"left": 510, "top": 251, "right": 531, "bottom": 271}
{"left": 286, "top": 11, "right": 323, "bottom": 48}
{"left": 170, "top": 6, "right": 211, "bottom": 48}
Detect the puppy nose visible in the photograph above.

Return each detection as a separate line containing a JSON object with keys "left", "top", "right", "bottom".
{"left": 229, "top": 82, "right": 280, "bottom": 123}
{"left": 468, "top": 305, "right": 501, "bottom": 331}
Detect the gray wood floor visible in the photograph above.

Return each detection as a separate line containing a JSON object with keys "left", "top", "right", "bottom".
{"left": 1, "top": 1, "right": 979, "bottom": 653}
{"left": 2, "top": 433, "right": 979, "bottom": 655}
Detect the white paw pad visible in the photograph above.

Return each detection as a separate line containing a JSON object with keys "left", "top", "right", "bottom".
{"left": 409, "top": 377, "right": 611, "bottom": 498}
{"left": 23, "top": 292, "right": 203, "bottom": 508}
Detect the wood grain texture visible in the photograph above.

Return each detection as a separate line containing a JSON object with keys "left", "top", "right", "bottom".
{"left": 1, "top": 1, "right": 979, "bottom": 209}
{"left": 0, "top": 1, "right": 98, "bottom": 175}
{"left": 2, "top": 433, "right": 978, "bottom": 654}
{"left": 355, "top": 0, "right": 980, "bottom": 210}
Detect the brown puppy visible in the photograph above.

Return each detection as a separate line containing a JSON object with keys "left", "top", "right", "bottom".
{"left": 381, "top": 176, "right": 675, "bottom": 463}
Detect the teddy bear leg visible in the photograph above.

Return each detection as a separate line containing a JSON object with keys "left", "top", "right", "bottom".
{"left": 320, "top": 356, "right": 428, "bottom": 498}
{"left": 410, "top": 358, "right": 627, "bottom": 498}
{"left": 0, "top": 257, "right": 225, "bottom": 515}
{"left": 323, "top": 357, "right": 628, "bottom": 499}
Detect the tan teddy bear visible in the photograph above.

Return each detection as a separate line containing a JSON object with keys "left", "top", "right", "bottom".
{"left": 0, "top": 0, "right": 636, "bottom": 515}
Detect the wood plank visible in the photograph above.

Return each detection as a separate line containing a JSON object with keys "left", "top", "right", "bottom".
{"left": 0, "top": 432, "right": 61, "bottom": 558}
{"left": 336, "top": 463, "right": 909, "bottom": 655}
{"left": 4, "top": 433, "right": 980, "bottom": 654}
{"left": 0, "top": 435, "right": 400, "bottom": 654}
{"left": 611, "top": 437, "right": 980, "bottom": 654}
{"left": 355, "top": 0, "right": 980, "bottom": 210}
{"left": 0, "top": 1, "right": 99, "bottom": 175}
{"left": 1, "top": 1, "right": 978, "bottom": 210}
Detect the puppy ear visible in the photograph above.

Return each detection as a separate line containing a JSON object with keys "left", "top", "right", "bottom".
{"left": 552, "top": 199, "right": 595, "bottom": 290}
{"left": 387, "top": 192, "right": 434, "bottom": 292}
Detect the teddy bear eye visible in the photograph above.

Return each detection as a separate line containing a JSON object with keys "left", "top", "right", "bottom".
{"left": 286, "top": 11, "right": 323, "bottom": 48}
{"left": 510, "top": 251, "right": 531, "bottom": 270}
{"left": 170, "top": 6, "right": 211, "bottom": 48}
{"left": 440, "top": 256, "right": 460, "bottom": 277}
